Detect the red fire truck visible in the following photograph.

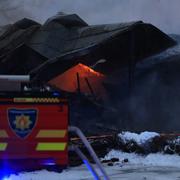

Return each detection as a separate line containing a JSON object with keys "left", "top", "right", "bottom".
{"left": 0, "top": 76, "right": 110, "bottom": 180}
{"left": 0, "top": 91, "right": 68, "bottom": 173}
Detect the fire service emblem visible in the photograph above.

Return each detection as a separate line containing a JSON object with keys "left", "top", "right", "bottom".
{"left": 8, "top": 109, "right": 37, "bottom": 138}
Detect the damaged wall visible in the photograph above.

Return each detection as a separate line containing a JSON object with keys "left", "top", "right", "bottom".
{"left": 106, "top": 41, "right": 180, "bottom": 133}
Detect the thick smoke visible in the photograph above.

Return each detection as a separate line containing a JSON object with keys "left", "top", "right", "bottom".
{"left": 0, "top": 0, "right": 180, "bottom": 34}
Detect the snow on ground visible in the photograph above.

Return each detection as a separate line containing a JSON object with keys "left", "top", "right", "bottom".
{"left": 118, "top": 131, "right": 159, "bottom": 145}
{"left": 2, "top": 131, "right": 179, "bottom": 180}
{"left": 104, "top": 150, "right": 180, "bottom": 167}
{"left": 5, "top": 168, "right": 96, "bottom": 180}
{"left": 5, "top": 151, "right": 180, "bottom": 180}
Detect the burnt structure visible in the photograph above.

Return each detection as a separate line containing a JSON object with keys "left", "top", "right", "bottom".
{"left": 0, "top": 13, "right": 179, "bottom": 134}
{"left": 0, "top": 13, "right": 175, "bottom": 78}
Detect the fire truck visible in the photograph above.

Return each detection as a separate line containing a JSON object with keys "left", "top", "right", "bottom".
{"left": 0, "top": 91, "right": 68, "bottom": 173}
{"left": 0, "top": 76, "right": 68, "bottom": 174}
{"left": 0, "top": 75, "right": 110, "bottom": 180}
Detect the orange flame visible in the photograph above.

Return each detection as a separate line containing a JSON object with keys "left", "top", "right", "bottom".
{"left": 78, "top": 63, "right": 104, "bottom": 77}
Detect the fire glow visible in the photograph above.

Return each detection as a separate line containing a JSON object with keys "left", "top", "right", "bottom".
{"left": 77, "top": 63, "right": 104, "bottom": 77}
{"left": 48, "top": 63, "right": 106, "bottom": 98}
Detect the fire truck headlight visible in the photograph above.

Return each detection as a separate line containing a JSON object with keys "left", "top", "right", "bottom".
{"left": 53, "top": 92, "right": 60, "bottom": 96}
{"left": 0, "top": 170, "right": 11, "bottom": 180}
{"left": 2, "top": 177, "right": 9, "bottom": 180}
{"left": 40, "top": 159, "right": 56, "bottom": 166}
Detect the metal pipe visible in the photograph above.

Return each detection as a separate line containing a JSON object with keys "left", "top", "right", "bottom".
{"left": 0, "top": 75, "right": 30, "bottom": 82}
{"left": 70, "top": 145, "right": 101, "bottom": 180}
{"left": 69, "top": 126, "right": 110, "bottom": 180}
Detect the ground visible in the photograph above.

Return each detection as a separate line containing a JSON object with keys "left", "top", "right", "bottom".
{"left": 5, "top": 151, "right": 180, "bottom": 180}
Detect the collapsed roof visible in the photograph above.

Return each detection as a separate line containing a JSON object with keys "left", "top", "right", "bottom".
{"left": 0, "top": 13, "right": 176, "bottom": 83}
{"left": 0, "top": 13, "right": 179, "bottom": 133}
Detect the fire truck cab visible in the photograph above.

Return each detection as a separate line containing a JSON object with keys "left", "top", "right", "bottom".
{"left": 0, "top": 90, "right": 68, "bottom": 173}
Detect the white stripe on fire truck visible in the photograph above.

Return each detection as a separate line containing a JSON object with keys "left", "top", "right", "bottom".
{"left": 36, "top": 142, "right": 67, "bottom": 151}
{"left": 0, "top": 130, "right": 8, "bottom": 138}
{"left": 13, "top": 98, "right": 34, "bottom": 102}
{"left": 13, "top": 98, "right": 65, "bottom": 103}
{"left": 0, "top": 143, "right": 7, "bottom": 151}
{"left": 36, "top": 130, "right": 66, "bottom": 138}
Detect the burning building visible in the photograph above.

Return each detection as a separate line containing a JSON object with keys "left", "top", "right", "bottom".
{"left": 48, "top": 63, "right": 106, "bottom": 99}
{"left": 0, "top": 13, "right": 178, "bottom": 134}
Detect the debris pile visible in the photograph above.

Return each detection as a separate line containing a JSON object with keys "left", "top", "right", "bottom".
{"left": 116, "top": 131, "right": 162, "bottom": 154}
{"left": 69, "top": 135, "right": 116, "bottom": 166}
{"left": 164, "top": 136, "right": 180, "bottom": 155}
{"left": 69, "top": 132, "right": 180, "bottom": 166}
